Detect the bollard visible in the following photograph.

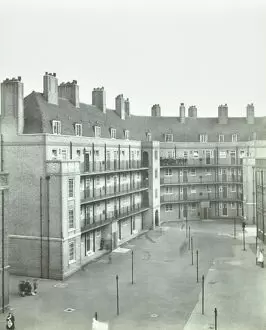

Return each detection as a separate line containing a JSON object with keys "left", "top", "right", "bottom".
{"left": 214, "top": 307, "right": 217, "bottom": 329}
{"left": 196, "top": 250, "right": 199, "bottom": 283}
{"left": 242, "top": 221, "right": 246, "bottom": 251}
{"left": 191, "top": 237, "right": 194, "bottom": 265}
{"left": 116, "top": 275, "right": 119, "bottom": 315}
{"left": 188, "top": 226, "right": 191, "bottom": 250}
{"left": 202, "top": 275, "right": 205, "bottom": 315}
{"left": 94, "top": 312, "right": 98, "bottom": 320}
{"left": 131, "top": 250, "right": 134, "bottom": 284}
{"left": 234, "top": 217, "right": 236, "bottom": 239}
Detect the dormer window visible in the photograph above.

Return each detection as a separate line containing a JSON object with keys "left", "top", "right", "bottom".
{"left": 52, "top": 120, "right": 61, "bottom": 135}
{"left": 146, "top": 132, "right": 152, "bottom": 141}
{"left": 94, "top": 125, "right": 101, "bottom": 137}
{"left": 219, "top": 134, "right": 225, "bottom": 142}
{"left": 232, "top": 134, "right": 238, "bottom": 142}
{"left": 200, "top": 134, "right": 208, "bottom": 143}
{"left": 75, "top": 123, "right": 82, "bottom": 136}
{"left": 111, "top": 128, "right": 116, "bottom": 139}
{"left": 165, "top": 134, "right": 173, "bottom": 142}
{"left": 124, "top": 130, "right": 129, "bottom": 140}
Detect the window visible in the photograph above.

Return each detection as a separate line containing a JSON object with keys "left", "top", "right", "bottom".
{"left": 155, "top": 169, "right": 158, "bottom": 178}
{"left": 219, "top": 186, "right": 223, "bottom": 192}
{"left": 183, "top": 151, "right": 188, "bottom": 159}
{"left": 165, "top": 134, "right": 173, "bottom": 142}
{"left": 191, "top": 186, "right": 196, "bottom": 193}
{"left": 111, "top": 128, "right": 116, "bottom": 139}
{"left": 146, "top": 133, "right": 152, "bottom": 141}
{"left": 68, "top": 209, "right": 74, "bottom": 230}
{"left": 219, "top": 134, "right": 225, "bottom": 142}
{"left": 165, "top": 169, "right": 172, "bottom": 176}
{"left": 239, "top": 203, "right": 242, "bottom": 209}
{"left": 166, "top": 187, "right": 173, "bottom": 194}
{"left": 193, "top": 150, "right": 199, "bottom": 158}
{"left": 69, "top": 241, "right": 75, "bottom": 263}
{"left": 231, "top": 203, "right": 236, "bottom": 209}
{"left": 165, "top": 204, "right": 173, "bottom": 212}
{"left": 232, "top": 134, "right": 238, "bottom": 142}
{"left": 96, "top": 176, "right": 100, "bottom": 185}
{"left": 94, "top": 126, "right": 101, "bottom": 137}
{"left": 124, "top": 130, "right": 130, "bottom": 140}
{"left": 76, "top": 149, "right": 81, "bottom": 157}
{"left": 75, "top": 123, "right": 82, "bottom": 136}
{"left": 68, "top": 179, "right": 74, "bottom": 198}
{"left": 155, "top": 189, "right": 158, "bottom": 198}
{"left": 191, "top": 203, "right": 196, "bottom": 210}
{"left": 52, "top": 149, "right": 57, "bottom": 159}
{"left": 231, "top": 185, "right": 236, "bottom": 192}
{"left": 190, "top": 169, "right": 196, "bottom": 176}
{"left": 155, "top": 150, "right": 158, "bottom": 160}
{"left": 52, "top": 120, "right": 61, "bottom": 135}
{"left": 62, "top": 149, "right": 67, "bottom": 160}
{"left": 207, "top": 186, "right": 212, "bottom": 193}
{"left": 219, "top": 151, "right": 227, "bottom": 158}
{"left": 200, "top": 134, "right": 208, "bottom": 143}
{"left": 219, "top": 169, "right": 222, "bottom": 175}
{"left": 205, "top": 169, "right": 211, "bottom": 176}
{"left": 239, "top": 150, "right": 245, "bottom": 158}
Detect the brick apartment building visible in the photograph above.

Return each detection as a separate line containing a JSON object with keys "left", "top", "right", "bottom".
{"left": 1, "top": 72, "right": 266, "bottom": 280}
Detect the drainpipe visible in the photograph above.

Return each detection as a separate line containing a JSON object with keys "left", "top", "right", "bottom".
{"left": 1, "top": 134, "right": 5, "bottom": 313}
{"left": 40, "top": 177, "right": 43, "bottom": 278}
{"left": 46, "top": 175, "right": 51, "bottom": 278}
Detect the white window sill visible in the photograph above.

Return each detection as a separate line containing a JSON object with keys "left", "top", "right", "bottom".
{"left": 69, "top": 259, "right": 76, "bottom": 265}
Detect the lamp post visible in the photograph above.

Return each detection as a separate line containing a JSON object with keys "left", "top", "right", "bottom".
{"left": 186, "top": 215, "right": 188, "bottom": 238}
{"left": 131, "top": 250, "right": 134, "bottom": 284}
{"left": 116, "top": 275, "right": 119, "bottom": 315}
{"left": 234, "top": 217, "right": 236, "bottom": 239}
{"left": 242, "top": 221, "right": 246, "bottom": 251}
{"left": 191, "top": 237, "right": 194, "bottom": 265}
{"left": 188, "top": 226, "right": 191, "bottom": 250}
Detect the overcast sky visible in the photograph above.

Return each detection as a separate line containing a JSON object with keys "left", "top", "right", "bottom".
{"left": 1, "top": 0, "right": 266, "bottom": 117}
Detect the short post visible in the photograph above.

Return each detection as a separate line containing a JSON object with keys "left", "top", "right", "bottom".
{"left": 202, "top": 275, "right": 205, "bottom": 315}
{"left": 256, "top": 236, "right": 258, "bottom": 265}
{"left": 188, "top": 226, "right": 191, "bottom": 250}
{"left": 234, "top": 217, "right": 236, "bottom": 239}
{"left": 191, "top": 237, "right": 194, "bottom": 265}
{"left": 94, "top": 312, "right": 98, "bottom": 320}
{"left": 242, "top": 221, "right": 246, "bottom": 251}
{"left": 131, "top": 250, "right": 134, "bottom": 284}
{"left": 186, "top": 216, "right": 188, "bottom": 238}
{"left": 214, "top": 307, "right": 217, "bottom": 330}
{"left": 116, "top": 275, "right": 119, "bottom": 315}
{"left": 196, "top": 250, "right": 199, "bottom": 283}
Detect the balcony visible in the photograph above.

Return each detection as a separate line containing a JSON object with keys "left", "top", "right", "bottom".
{"left": 81, "top": 204, "right": 149, "bottom": 233}
{"left": 80, "top": 182, "right": 149, "bottom": 205}
{"left": 160, "top": 177, "right": 243, "bottom": 185}
{"left": 160, "top": 158, "right": 243, "bottom": 168}
{"left": 81, "top": 160, "right": 148, "bottom": 176}
{"left": 160, "top": 194, "right": 243, "bottom": 204}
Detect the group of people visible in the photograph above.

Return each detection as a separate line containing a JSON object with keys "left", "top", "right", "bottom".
{"left": 18, "top": 279, "right": 38, "bottom": 297}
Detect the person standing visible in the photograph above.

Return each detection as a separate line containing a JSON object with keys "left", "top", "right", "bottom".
{"left": 33, "top": 279, "right": 38, "bottom": 294}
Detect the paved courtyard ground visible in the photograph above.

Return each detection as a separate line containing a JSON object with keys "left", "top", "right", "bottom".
{"left": 0, "top": 220, "right": 264, "bottom": 329}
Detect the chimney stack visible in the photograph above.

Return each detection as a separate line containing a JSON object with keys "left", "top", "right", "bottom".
{"left": 43, "top": 72, "right": 58, "bottom": 105}
{"left": 188, "top": 106, "right": 197, "bottom": 118}
{"left": 125, "top": 98, "right": 130, "bottom": 117}
{"left": 218, "top": 104, "right": 228, "bottom": 124}
{"left": 179, "top": 103, "right": 185, "bottom": 123}
{"left": 246, "top": 103, "right": 255, "bottom": 124}
{"left": 1, "top": 76, "right": 24, "bottom": 134}
{"left": 58, "top": 80, "right": 80, "bottom": 108}
{"left": 92, "top": 87, "right": 106, "bottom": 113}
{"left": 151, "top": 104, "right": 161, "bottom": 117}
{"left": 115, "top": 94, "right": 125, "bottom": 120}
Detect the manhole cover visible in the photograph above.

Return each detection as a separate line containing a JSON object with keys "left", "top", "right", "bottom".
{"left": 64, "top": 308, "right": 75, "bottom": 313}
{"left": 54, "top": 283, "right": 68, "bottom": 288}
{"left": 151, "top": 314, "right": 158, "bottom": 318}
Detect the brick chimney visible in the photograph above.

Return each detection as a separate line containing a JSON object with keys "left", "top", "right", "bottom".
{"left": 179, "top": 103, "right": 185, "bottom": 123}
{"left": 58, "top": 80, "right": 80, "bottom": 108}
{"left": 151, "top": 104, "right": 161, "bottom": 117}
{"left": 1, "top": 76, "right": 24, "bottom": 134}
{"left": 115, "top": 94, "right": 125, "bottom": 120}
{"left": 246, "top": 103, "right": 254, "bottom": 124}
{"left": 43, "top": 72, "right": 58, "bottom": 105}
{"left": 188, "top": 106, "right": 197, "bottom": 118}
{"left": 218, "top": 104, "right": 228, "bottom": 124}
{"left": 92, "top": 87, "right": 106, "bottom": 113}
{"left": 125, "top": 98, "right": 130, "bottom": 117}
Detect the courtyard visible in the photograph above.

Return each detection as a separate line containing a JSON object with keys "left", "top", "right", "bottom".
{"left": 0, "top": 220, "right": 264, "bottom": 330}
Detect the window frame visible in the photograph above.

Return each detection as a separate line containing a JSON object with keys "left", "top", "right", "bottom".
{"left": 111, "top": 128, "right": 116, "bottom": 139}
{"left": 94, "top": 125, "right": 101, "bottom": 137}
{"left": 52, "top": 120, "right": 61, "bottom": 135}
{"left": 68, "top": 178, "right": 74, "bottom": 198}
{"left": 68, "top": 241, "right": 76, "bottom": 264}
{"left": 200, "top": 134, "right": 208, "bottom": 143}
{"left": 165, "top": 134, "right": 173, "bottom": 142}
{"left": 232, "top": 134, "right": 238, "bottom": 142}
{"left": 75, "top": 123, "right": 82, "bottom": 136}
{"left": 165, "top": 204, "right": 173, "bottom": 212}
{"left": 218, "top": 134, "right": 225, "bottom": 142}
{"left": 68, "top": 208, "right": 74, "bottom": 230}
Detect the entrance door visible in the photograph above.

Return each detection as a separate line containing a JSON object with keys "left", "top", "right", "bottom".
{"left": 222, "top": 203, "right": 227, "bottom": 216}
{"left": 203, "top": 207, "right": 208, "bottom": 219}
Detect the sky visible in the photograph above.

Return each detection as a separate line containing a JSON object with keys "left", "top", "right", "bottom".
{"left": 1, "top": 0, "right": 266, "bottom": 117}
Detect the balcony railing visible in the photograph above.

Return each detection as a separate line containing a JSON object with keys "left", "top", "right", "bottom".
{"left": 160, "top": 158, "right": 243, "bottom": 167}
{"left": 160, "top": 194, "right": 243, "bottom": 204}
{"left": 160, "top": 177, "right": 243, "bottom": 185}
{"left": 81, "top": 160, "right": 147, "bottom": 175}
{"left": 81, "top": 204, "right": 149, "bottom": 232}
{"left": 80, "top": 182, "right": 149, "bottom": 204}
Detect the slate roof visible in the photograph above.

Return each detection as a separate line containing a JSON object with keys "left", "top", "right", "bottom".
{"left": 23, "top": 92, "right": 266, "bottom": 142}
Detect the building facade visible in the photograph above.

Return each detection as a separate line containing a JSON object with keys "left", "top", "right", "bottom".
{"left": 1, "top": 73, "right": 266, "bottom": 279}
